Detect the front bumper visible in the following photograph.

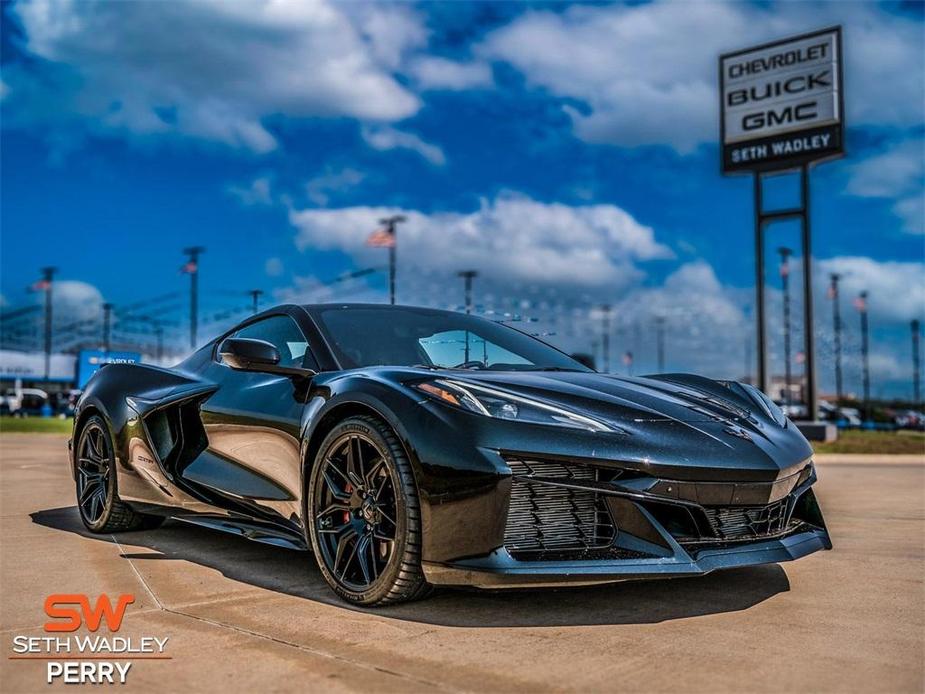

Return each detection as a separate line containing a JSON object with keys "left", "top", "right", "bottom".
{"left": 418, "top": 449, "right": 831, "bottom": 589}
{"left": 423, "top": 526, "right": 830, "bottom": 588}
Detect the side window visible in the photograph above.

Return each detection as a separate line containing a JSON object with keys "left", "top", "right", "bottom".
{"left": 232, "top": 315, "right": 314, "bottom": 368}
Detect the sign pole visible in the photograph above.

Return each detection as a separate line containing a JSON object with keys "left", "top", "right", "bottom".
{"left": 753, "top": 175, "right": 768, "bottom": 393}
{"left": 800, "top": 164, "right": 819, "bottom": 420}
{"left": 778, "top": 247, "right": 793, "bottom": 408}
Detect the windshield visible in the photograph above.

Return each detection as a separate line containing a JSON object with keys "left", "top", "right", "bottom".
{"left": 314, "top": 306, "right": 591, "bottom": 372}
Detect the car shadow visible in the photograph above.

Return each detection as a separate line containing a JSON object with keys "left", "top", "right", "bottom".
{"left": 32, "top": 506, "right": 790, "bottom": 628}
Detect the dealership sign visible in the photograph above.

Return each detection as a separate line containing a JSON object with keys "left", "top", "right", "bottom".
{"left": 0, "top": 350, "right": 76, "bottom": 382}
{"left": 720, "top": 27, "right": 843, "bottom": 173}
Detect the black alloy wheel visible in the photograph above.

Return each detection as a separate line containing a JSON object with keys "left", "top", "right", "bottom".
{"left": 75, "top": 415, "right": 164, "bottom": 533}
{"left": 308, "top": 415, "right": 430, "bottom": 605}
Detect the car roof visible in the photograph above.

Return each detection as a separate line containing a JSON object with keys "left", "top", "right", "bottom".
{"left": 299, "top": 303, "right": 461, "bottom": 318}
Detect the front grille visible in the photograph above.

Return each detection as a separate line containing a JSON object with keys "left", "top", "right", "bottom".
{"left": 504, "top": 459, "right": 615, "bottom": 558}
{"left": 703, "top": 499, "right": 790, "bottom": 540}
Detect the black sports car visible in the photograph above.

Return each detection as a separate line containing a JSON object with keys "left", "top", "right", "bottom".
{"left": 70, "top": 303, "right": 831, "bottom": 605}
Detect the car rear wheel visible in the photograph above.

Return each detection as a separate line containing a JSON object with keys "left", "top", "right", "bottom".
{"left": 75, "top": 415, "right": 164, "bottom": 533}
{"left": 307, "top": 415, "right": 431, "bottom": 605}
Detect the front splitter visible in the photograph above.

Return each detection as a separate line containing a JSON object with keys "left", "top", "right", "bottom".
{"left": 422, "top": 528, "right": 831, "bottom": 589}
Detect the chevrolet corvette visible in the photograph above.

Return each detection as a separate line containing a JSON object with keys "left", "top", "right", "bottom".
{"left": 69, "top": 303, "right": 831, "bottom": 605}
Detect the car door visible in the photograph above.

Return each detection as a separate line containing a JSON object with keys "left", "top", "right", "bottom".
{"left": 190, "top": 313, "right": 316, "bottom": 528}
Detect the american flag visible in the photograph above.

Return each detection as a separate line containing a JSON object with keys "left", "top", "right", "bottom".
{"left": 366, "top": 227, "right": 396, "bottom": 248}
{"left": 29, "top": 278, "right": 51, "bottom": 291}
{"left": 180, "top": 260, "right": 198, "bottom": 274}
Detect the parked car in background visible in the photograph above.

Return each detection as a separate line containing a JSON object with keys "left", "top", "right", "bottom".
{"left": 894, "top": 410, "right": 925, "bottom": 431}
{"left": 779, "top": 402, "right": 808, "bottom": 420}
{"left": 0, "top": 388, "right": 50, "bottom": 416}
{"left": 53, "top": 390, "right": 82, "bottom": 417}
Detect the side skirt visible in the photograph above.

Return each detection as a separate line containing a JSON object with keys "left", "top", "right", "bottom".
{"left": 172, "top": 515, "right": 308, "bottom": 551}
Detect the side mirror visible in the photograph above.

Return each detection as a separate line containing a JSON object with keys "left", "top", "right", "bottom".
{"left": 219, "top": 338, "right": 316, "bottom": 378}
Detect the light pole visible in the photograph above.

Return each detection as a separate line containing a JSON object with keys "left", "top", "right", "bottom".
{"left": 154, "top": 323, "right": 164, "bottom": 363}
{"left": 458, "top": 270, "right": 478, "bottom": 363}
{"left": 655, "top": 315, "right": 666, "bottom": 373}
{"left": 37, "top": 267, "right": 56, "bottom": 381}
{"left": 829, "top": 273, "right": 843, "bottom": 403}
{"left": 458, "top": 271, "right": 478, "bottom": 314}
{"left": 778, "top": 247, "right": 793, "bottom": 407}
{"left": 102, "top": 303, "right": 113, "bottom": 352}
{"left": 912, "top": 319, "right": 921, "bottom": 408}
{"left": 856, "top": 291, "right": 870, "bottom": 420}
{"left": 248, "top": 289, "right": 264, "bottom": 315}
{"left": 600, "top": 305, "right": 611, "bottom": 373}
{"left": 182, "top": 247, "right": 205, "bottom": 350}
{"left": 743, "top": 304, "right": 752, "bottom": 384}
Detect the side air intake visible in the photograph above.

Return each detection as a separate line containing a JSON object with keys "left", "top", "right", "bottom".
{"left": 504, "top": 459, "right": 615, "bottom": 559}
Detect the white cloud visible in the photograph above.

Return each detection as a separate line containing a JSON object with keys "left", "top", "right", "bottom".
{"left": 28, "top": 280, "right": 104, "bottom": 327}
{"left": 847, "top": 139, "right": 924, "bottom": 199}
{"left": 8, "top": 0, "right": 423, "bottom": 152}
{"left": 361, "top": 125, "right": 446, "bottom": 166}
{"left": 408, "top": 56, "right": 493, "bottom": 91}
{"left": 306, "top": 167, "right": 366, "bottom": 206}
{"left": 347, "top": 3, "right": 428, "bottom": 71}
{"left": 846, "top": 138, "right": 924, "bottom": 235}
{"left": 893, "top": 195, "right": 924, "bottom": 235}
{"left": 227, "top": 177, "right": 273, "bottom": 206}
{"left": 817, "top": 256, "right": 925, "bottom": 324}
{"left": 479, "top": 2, "right": 925, "bottom": 152}
{"left": 289, "top": 193, "right": 673, "bottom": 292}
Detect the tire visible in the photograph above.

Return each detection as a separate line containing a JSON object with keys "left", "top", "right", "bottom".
{"left": 307, "top": 415, "right": 431, "bottom": 606}
{"left": 74, "top": 415, "right": 165, "bottom": 533}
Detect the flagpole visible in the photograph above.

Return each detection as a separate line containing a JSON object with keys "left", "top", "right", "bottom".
{"left": 389, "top": 245, "right": 396, "bottom": 305}
{"left": 912, "top": 319, "right": 921, "bottom": 408}
{"left": 829, "top": 273, "right": 843, "bottom": 403}
{"left": 376, "top": 215, "right": 405, "bottom": 305}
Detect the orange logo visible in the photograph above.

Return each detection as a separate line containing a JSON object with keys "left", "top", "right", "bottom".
{"left": 43, "top": 594, "right": 135, "bottom": 633}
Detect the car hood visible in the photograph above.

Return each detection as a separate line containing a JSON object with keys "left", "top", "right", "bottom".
{"left": 338, "top": 367, "right": 813, "bottom": 480}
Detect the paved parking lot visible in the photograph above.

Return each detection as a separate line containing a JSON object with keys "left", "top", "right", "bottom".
{"left": 1, "top": 434, "right": 922, "bottom": 693}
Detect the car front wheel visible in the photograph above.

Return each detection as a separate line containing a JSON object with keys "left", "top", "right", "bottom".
{"left": 307, "top": 415, "right": 431, "bottom": 605}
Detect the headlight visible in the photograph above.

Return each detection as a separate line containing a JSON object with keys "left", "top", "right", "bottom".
{"left": 412, "top": 379, "right": 617, "bottom": 433}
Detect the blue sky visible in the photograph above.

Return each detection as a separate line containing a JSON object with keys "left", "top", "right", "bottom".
{"left": 1, "top": 0, "right": 923, "bottom": 398}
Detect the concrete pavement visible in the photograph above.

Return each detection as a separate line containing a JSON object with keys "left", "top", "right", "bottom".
{"left": 1, "top": 434, "right": 922, "bottom": 693}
